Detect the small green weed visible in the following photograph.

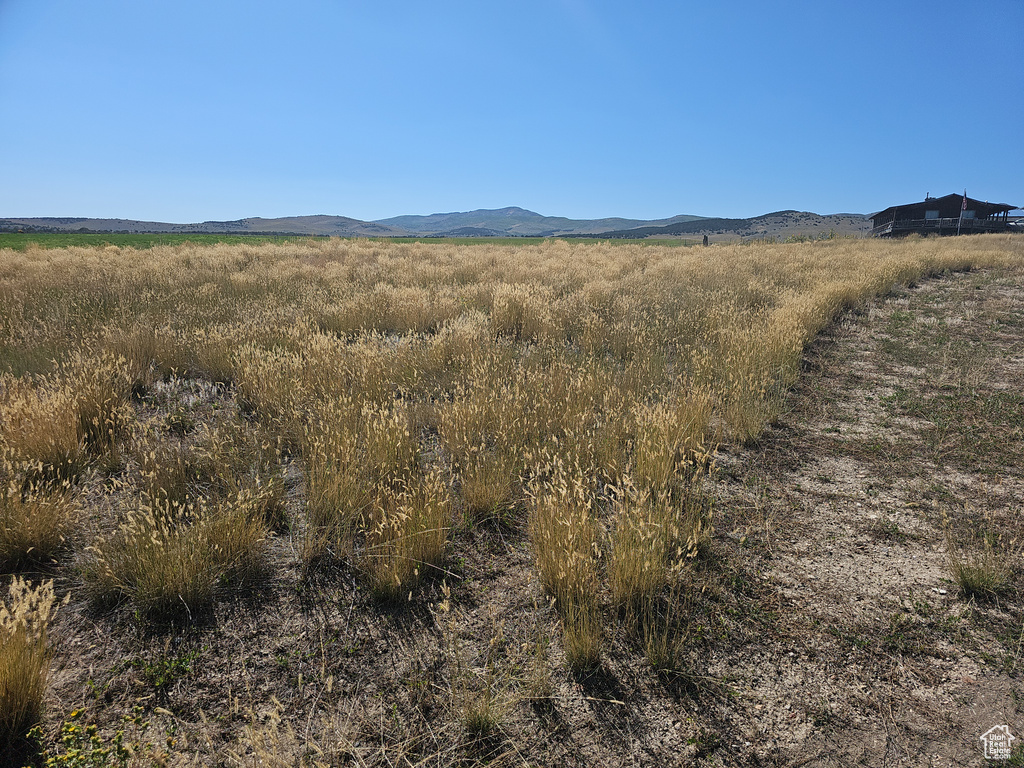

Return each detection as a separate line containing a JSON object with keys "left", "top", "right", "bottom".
{"left": 129, "top": 647, "right": 198, "bottom": 693}
{"left": 29, "top": 706, "right": 172, "bottom": 767}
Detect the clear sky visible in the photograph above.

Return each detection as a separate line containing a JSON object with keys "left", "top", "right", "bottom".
{"left": 1, "top": 0, "right": 1021, "bottom": 222}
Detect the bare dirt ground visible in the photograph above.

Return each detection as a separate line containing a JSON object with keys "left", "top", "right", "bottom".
{"left": 34, "top": 264, "right": 1024, "bottom": 767}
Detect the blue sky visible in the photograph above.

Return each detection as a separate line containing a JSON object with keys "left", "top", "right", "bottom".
{"left": 1, "top": 0, "right": 1021, "bottom": 222}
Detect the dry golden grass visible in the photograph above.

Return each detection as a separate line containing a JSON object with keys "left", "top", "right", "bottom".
{"left": 608, "top": 487, "right": 677, "bottom": 611}
{"left": 561, "top": 598, "right": 602, "bottom": 673}
{"left": 0, "top": 379, "right": 86, "bottom": 482}
{"left": 631, "top": 391, "right": 713, "bottom": 491}
{"left": 362, "top": 471, "right": 451, "bottom": 601}
{"left": 528, "top": 458, "right": 604, "bottom": 671}
{"left": 302, "top": 397, "right": 416, "bottom": 558}
{"left": 528, "top": 459, "right": 598, "bottom": 611}
{"left": 459, "top": 448, "right": 517, "bottom": 523}
{"left": 3, "top": 235, "right": 1014, "bottom": 594}
{"left": 0, "top": 472, "right": 75, "bottom": 570}
{"left": 81, "top": 493, "right": 269, "bottom": 620}
{"left": 944, "top": 512, "right": 1020, "bottom": 600}
{"left": 0, "top": 233, "right": 1020, "bottom": 761}
{"left": 641, "top": 584, "right": 691, "bottom": 675}
{"left": 137, "top": 441, "right": 199, "bottom": 506}
{"left": 68, "top": 351, "right": 136, "bottom": 454}
{"left": 0, "top": 578, "right": 61, "bottom": 749}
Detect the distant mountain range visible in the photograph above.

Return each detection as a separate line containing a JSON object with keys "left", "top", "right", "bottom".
{"left": 0, "top": 207, "right": 872, "bottom": 240}
{"left": 0, "top": 215, "right": 398, "bottom": 238}
{"left": 373, "top": 207, "right": 708, "bottom": 237}
{"left": 591, "top": 210, "right": 872, "bottom": 240}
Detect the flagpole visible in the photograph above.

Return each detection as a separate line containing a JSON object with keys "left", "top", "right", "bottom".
{"left": 958, "top": 189, "right": 966, "bottom": 235}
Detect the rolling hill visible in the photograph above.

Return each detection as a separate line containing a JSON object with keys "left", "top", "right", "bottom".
{"left": 373, "top": 206, "right": 706, "bottom": 237}
{"left": 0, "top": 215, "right": 398, "bottom": 237}
{"left": 0, "top": 208, "right": 870, "bottom": 240}
{"left": 590, "top": 210, "right": 871, "bottom": 240}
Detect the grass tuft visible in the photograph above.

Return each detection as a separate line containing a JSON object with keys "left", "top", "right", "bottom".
{"left": 0, "top": 472, "right": 75, "bottom": 570}
{"left": 459, "top": 449, "right": 517, "bottom": 524}
{"left": 609, "top": 487, "right": 675, "bottom": 611}
{"left": 82, "top": 493, "right": 269, "bottom": 621}
{"left": 0, "top": 577, "right": 62, "bottom": 753}
{"left": 562, "top": 598, "right": 602, "bottom": 674}
{"left": 945, "top": 520, "right": 1016, "bottom": 600}
{"left": 363, "top": 472, "right": 451, "bottom": 601}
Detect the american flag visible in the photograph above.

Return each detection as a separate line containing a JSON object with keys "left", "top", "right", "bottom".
{"left": 962, "top": 191, "right": 968, "bottom": 211}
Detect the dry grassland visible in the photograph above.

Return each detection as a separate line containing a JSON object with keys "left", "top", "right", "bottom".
{"left": 0, "top": 234, "right": 1021, "bottom": 766}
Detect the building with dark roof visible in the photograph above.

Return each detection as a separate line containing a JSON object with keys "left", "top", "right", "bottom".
{"left": 870, "top": 193, "right": 1017, "bottom": 237}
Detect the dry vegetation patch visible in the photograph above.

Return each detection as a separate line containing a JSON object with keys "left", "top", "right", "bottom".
{"left": 0, "top": 234, "right": 1020, "bottom": 765}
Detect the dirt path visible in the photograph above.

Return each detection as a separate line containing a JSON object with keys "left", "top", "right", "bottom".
{"left": 710, "top": 265, "right": 1024, "bottom": 765}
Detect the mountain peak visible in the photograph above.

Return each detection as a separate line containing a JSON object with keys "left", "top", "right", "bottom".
{"left": 494, "top": 206, "right": 541, "bottom": 217}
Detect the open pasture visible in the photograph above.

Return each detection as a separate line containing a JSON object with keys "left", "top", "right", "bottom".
{"left": 1, "top": 235, "right": 1021, "bottom": 766}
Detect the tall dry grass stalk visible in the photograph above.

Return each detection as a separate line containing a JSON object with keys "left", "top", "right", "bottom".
{"left": 66, "top": 351, "right": 136, "bottom": 454}
{"left": 528, "top": 458, "right": 603, "bottom": 671}
{"left": 631, "top": 391, "right": 713, "bottom": 490}
{"left": 944, "top": 511, "right": 1019, "bottom": 599}
{"left": 561, "top": 597, "right": 602, "bottom": 673}
{"left": 608, "top": 487, "right": 677, "bottom": 611}
{"left": 0, "top": 468, "right": 75, "bottom": 569}
{"left": 528, "top": 459, "right": 598, "bottom": 610}
{"left": 459, "top": 448, "right": 518, "bottom": 523}
{"left": 302, "top": 397, "right": 420, "bottom": 561}
{"left": 82, "top": 493, "right": 268, "bottom": 620}
{"left": 0, "top": 351, "right": 137, "bottom": 486}
{"left": 137, "top": 441, "right": 200, "bottom": 506}
{"left": 0, "top": 577, "right": 63, "bottom": 748}
{"left": 362, "top": 471, "right": 451, "bottom": 601}
{"left": 0, "top": 380, "right": 86, "bottom": 481}
{"left": 641, "top": 581, "right": 692, "bottom": 675}
{"left": 608, "top": 478, "right": 710, "bottom": 674}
